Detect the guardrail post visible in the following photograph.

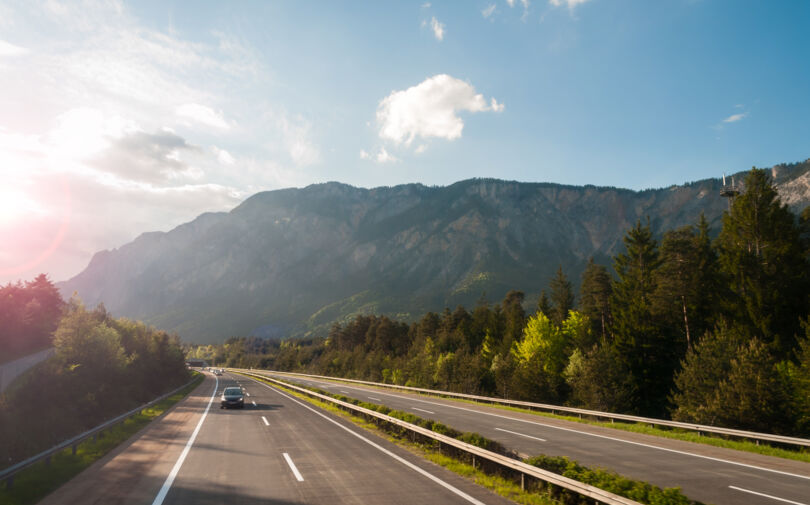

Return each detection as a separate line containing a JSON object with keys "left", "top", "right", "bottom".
{"left": 72, "top": 443, "right": 77, "bottom": 455}
{"left": 6, "top": 475, "right": 13, "bottom": 490}
{"left": 521, "top": 473, "right": 524, "bottom": 490}
{"left": 45, "top": 455, "right": 51, "bottom": 467}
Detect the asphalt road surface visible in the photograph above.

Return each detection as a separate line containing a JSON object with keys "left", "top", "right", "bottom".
{"left": 257, "top": 371, "right": 810, "bottom": 505}
{"left": 38, "top": 371, "right": 517, "bottom": 505}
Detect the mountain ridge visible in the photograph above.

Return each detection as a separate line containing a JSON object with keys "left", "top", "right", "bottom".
{"left": 59, "top": 160, "right": 810, "bottom": 343}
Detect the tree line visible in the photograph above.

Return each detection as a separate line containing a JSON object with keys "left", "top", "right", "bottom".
{"left": 190, "top": 168, "right": 810, "bottom": 435}
{"left": 1, "top": 279, "right": 191, "bottom": 464}
{"left": 0, "top": 273, "right": 64, "bottom": 362}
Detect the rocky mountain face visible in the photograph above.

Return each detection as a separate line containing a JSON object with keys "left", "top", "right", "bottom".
{"left": 59, "top": 160, "right": 810, "bottom": 344}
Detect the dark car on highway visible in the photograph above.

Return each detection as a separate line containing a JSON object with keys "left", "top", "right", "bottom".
{"left": 220, "top": 387, "right": 245, "bottom": 409}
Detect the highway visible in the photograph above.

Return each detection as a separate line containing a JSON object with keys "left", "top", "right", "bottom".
{"left": 257, "top": 371, "right": 810, "bottom": 505}
{"left": 37, "top": 371, "right": 515, "bottom": 505}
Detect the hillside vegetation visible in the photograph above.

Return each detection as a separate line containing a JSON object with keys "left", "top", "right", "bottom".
{"left": 0, "top": 281, "right": 191, "bottom": 465}
{"left": 192, "top": 168, "right": 810, "bottom": 433}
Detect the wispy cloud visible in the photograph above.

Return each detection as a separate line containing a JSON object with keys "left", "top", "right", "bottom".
{"left": 177, "top": 103, "right": 231, "bottom": 130}
{"left": 482, "top": 4, "right": 497, "bottom": 18}
{"left": 549, "top": 0, "right": 591, "bottom": 8}
{"left": 722, "top": 112, "right": 747, "bottom": 123}
{"left": 430, "top": 17, "right": 445, "bottom": 41}
{"left": 0, "top": 39, "right": 28, "bottom": 56}
{"left": 0, "top": 1, "right": 317, "bottom": 283}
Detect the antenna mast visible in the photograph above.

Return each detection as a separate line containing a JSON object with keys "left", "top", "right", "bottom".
{"left": 720, "top": 172, "right": 740, "bottom": 211}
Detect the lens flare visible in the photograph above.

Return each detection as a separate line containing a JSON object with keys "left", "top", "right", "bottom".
{"left": 0, "top": 175, "right": 71, "bottom": 278}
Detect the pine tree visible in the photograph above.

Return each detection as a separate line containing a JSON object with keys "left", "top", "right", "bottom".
{"left": 579, "top": 258, "right": 612, "bottom": 342}
{"left": 537, "top": 290, "right": 551, "bottom": 318}
{"left": 610, "top": 219, "right": 670, "bottom": 415}
{"left": 717, "top": 168, "right": 810, "bottom": 357}
{"left": 651, "top": 217, "right": 720, "bottom": 354}
{"left": 670, "top": 322, "right": 744, "bottom": 424}
{"left": 549, "top": 265, "right": 575, "bottom": 326}
{"left": 500, "top": 290, "right": 526, "bottom": 353}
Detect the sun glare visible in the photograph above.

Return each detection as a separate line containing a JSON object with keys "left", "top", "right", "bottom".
{"left": 0, "top": 189, "right": 42, "bottom": 225}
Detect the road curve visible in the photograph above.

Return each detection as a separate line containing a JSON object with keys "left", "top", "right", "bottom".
{"left": 38, "top": 371, "right": 516, "bottom": 505}
{"left": 262, "top": 372, "right": 810, "bottom": 505}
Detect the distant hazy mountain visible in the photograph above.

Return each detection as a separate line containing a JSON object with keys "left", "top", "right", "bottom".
{"left": 59, "top": 160, "right": 810, "bottom": 344}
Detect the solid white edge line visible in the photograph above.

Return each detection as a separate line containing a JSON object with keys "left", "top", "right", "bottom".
{"left": 495, "top": 427, "right": 546, "bottom": 442}
{"left": 262, "top": 416, "right": 270, "bottom": 426}
{"left": 340, "top": 390, "right": 350, "bottom": 394}
{"left": 729, "top": 485, "right": 808, "bottom": 505}
{"left": 368, "top": 396, "right": 382, "bottom": 401}
{"left": 151, "top": 376, "right": 218, "bottom": 505}
{"left": 250, "top": 377, "right": 487, "bottom": 505}
{"left": 295, "top": 378, "right": 810, "bottom": 482}
{"left": 413, "top": 407, "right": 435, "bottom": 415}
{"left": 283, "top": 452, "right": 305, "bottom": 482}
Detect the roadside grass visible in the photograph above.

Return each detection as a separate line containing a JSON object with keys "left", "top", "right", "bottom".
{"left": 243, "top": 373, "right": 558, "bottom": 505}
{"left": 279, "top": 373, "right": 810, "bottom": 464}
{"left": 243, "top": 373, "right": 702, "bottom": 505}
{"left": 0, "top": 373, "right": 204, "bottom": 505}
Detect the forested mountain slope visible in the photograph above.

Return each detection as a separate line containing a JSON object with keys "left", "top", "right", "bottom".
{"left": 59, "top": 160, "right": 810, "bottom": 343}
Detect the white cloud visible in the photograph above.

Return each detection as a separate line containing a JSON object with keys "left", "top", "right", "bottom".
{"left": 360, "top": 147, "right": 398, "bottom": 163}
{"left": 506, "top": 0, "right": 530, "bottom": 20}
{"left": 177, "top": 103, "right": 231, "bottom": 130}
{"left": 279, "top": 115, "right": 320, "bottom": 166}
{"left": 376, "top": 74, "right": 504, "bottom": 146}
{"left": 421, "top": 2, "right": 432, "bottom": 8}
{"left": 550, "top": 0, "right": 590, "bottom": 8}
{"left": 415, "top": 144, "right": 428, "bottom": 154}
{"left": 376, "top": 147, "right": 398, "bottom": 163}
{"left": 213, "top": 146, "right": 235, "bottom": 165}
{"left": 430, "top": 17, "right": 445, "bottom": 41}
{"left": 722, "top": 113, "right": 747, "bottom": 123}
{"left": 482, "top": 4, "right": 497, "bottom": 18}
{"left": 0, "top": 39, "right": 27, "bottom": 57}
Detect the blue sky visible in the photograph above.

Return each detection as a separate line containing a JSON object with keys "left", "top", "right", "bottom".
{"left": 0, "top": 0, "right": 808, "bottom": 282}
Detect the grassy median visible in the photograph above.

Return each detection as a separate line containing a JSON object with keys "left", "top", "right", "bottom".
{"left": 0, "top": 373, "right": 204, "bottom": 505}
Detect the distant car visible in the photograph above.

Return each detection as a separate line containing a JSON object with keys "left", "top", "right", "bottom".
{"left": 220, "top": 387, "right": 245, "bottom": 409}
{"left": 214, "top": 370, "right": 222, "bottom": 376}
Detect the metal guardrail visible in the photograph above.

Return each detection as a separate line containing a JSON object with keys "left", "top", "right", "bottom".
{"left": 244, "top": 368, "right": 810, "bottom": 449}
{"left": 0, "top": 375, "right": 202, "bottom": 488}
{"left": 239, "top": 371, "right": 643, "bottom": 505}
